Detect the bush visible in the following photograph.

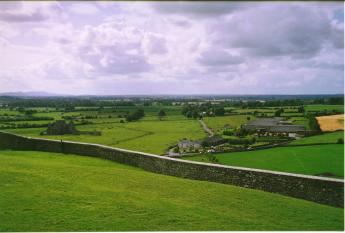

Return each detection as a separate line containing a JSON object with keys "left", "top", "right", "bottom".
{"left": 173, "top": 147, "right": 179, "bottom": 153}
{"left": 126, "top": 109, "right": 145, "bottom": 122}
{"left": 214, "top": 107, "right": 225, "bottom": 116}
{"left": 274, "top": 108, "right": 284, "bottom": 117}
{"left": 227, "top": 137, "right": 255, "bottom": 145}
{"left": 308, "top": 116, "right": 321, "bottom": 132}
{"left": 235, "top": 127, "right": 248, "bottom": 137}
{"left": 206, "top": 154, "right": 218, "bottom": 163}
{"left": 202, "top": 136, "right": 227, "bottom": 147}
{"left": 223, "top": 130, "right": 233, "bottom": 136}
{"left": 337, "top": 138, "right": 344, "bottom": 144}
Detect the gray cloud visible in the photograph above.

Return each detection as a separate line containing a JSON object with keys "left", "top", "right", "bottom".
{"left": 212, "top": 4, "right": 341, "bottom": 59}
{"left": 198, "top": 49, "right": 244, "bottom": 66}
{"left": 0, "top": 2, "right": 63, "bottom": 23}
{"left": 151, "top": 2, "right": 247, "bottom": 17}
{"left": 0, "top": 10, "right": 48, "bottom": 22}
{"left": 330, "top": 27, "right": 344, "bottom": 49}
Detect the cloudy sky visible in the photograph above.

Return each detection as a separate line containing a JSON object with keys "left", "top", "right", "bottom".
{"left": 0, "top": 1, "right": 343, "bottom": 95}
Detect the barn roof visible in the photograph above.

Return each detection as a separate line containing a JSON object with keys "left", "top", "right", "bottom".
{"left": 243, "top": 117, "right": 306, "bottom": 133}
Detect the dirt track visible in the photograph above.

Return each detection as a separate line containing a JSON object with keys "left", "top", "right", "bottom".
{"left": 199, "top": 119, "right": 214, "bottom": 137}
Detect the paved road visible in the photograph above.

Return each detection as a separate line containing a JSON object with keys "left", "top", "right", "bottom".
{"left": 167, "top": 147, "right": 180, "bottom": 157}
{"left": 199, "top": 119, "right": 214, "bottom": 137}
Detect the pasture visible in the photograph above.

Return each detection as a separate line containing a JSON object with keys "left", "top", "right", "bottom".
{"left": 185, "top": 144, "right": 344, "bottom": 178}
{"left": 203, "top": 115, "right": 253, "bottom": 132}
{"left": 0, "top": 150, "right": 343, "bottom": 231}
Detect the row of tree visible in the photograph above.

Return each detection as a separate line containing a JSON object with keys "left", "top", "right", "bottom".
{"left": 2, "top": 95, "right": 342, "bottom": 109}
{"left": 182, "top": 104, "right": 226, "bottom": 119}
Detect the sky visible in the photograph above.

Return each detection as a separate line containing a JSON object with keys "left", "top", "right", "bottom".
{"left": 0, "top": 1, "right": 343, "bottom": 95}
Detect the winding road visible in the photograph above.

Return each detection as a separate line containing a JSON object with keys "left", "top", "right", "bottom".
{"left": 199, "top": 119, "right": 214, "bottom": 137}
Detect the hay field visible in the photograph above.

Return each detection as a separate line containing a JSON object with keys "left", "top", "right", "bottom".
{"left": 316, "top": 114, "right": 344, "bottom": 132}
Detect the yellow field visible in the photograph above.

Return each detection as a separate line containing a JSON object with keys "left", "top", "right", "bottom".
{"left": 316, "top": 114, "right": 344, "bottom": 132}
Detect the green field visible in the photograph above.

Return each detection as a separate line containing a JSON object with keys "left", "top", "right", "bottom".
{"left": 304, "top": 105, "right": 344, "bottom": 113}
{"left": 0, "top": 150, "right": 343, "bottom": 231}
{"left": 290, "top": 116, "right": 310, "bottom": 129}
{"left": 203, "top": 115, "right": 254, "bottom": 132}
{"left": 290, "top": 131, "right": 344, "bottom": 145}
{"left": 185, "top": 144, "right": 344, "bottom": 178}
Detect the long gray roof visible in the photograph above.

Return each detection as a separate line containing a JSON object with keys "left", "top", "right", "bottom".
{"left": 243, "top": 117, "right": 306, "bottom": 132}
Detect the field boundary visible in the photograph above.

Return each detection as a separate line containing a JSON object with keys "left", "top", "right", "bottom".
{"left": 0, "top": 131, "right": 343, "bottom": 208}
{"left": 282, "top": 142, "right": 339, "bottom": 147}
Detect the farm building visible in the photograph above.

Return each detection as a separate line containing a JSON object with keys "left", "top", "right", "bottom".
{"left": 46, "top": 120, "right": 78, "bottom": 135}
{"left": 242, "top": 117, "right": 305, "bottom": 137}
{"left": 178, "top": 139, "right": 201, "bottom": 151}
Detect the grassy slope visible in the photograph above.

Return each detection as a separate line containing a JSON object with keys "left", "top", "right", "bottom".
{"left": 185, "top": 144, "right": 344, "bottom": 178}
{"left": 0, "top": 150, "right": 343, "bottom": 231}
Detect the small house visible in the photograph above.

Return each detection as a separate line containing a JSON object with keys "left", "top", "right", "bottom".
{"left": 178, "top": 139, "right": 201, "bottom": 152}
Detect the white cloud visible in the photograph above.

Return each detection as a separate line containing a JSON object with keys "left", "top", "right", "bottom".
{"left": 0, "top": 1, "right": 343, "bottom": 94}
{"left": 67, "top": 3, "right": 100, "bottom": 15}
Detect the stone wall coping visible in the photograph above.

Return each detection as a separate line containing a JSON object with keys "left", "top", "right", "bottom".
{"left": 1, "top": 131, "right": 341, "bottom": 183}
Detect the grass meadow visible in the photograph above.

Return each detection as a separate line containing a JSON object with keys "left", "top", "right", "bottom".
{"left": 304, "top": 105, "right": 344, "bottom": 113}
{"left": 0, "top": 150, "right": 343, "bottom": 231}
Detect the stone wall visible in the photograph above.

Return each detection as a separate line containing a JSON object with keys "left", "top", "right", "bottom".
{"left": 0, "top": 131, "right": 343, "bottom": 208}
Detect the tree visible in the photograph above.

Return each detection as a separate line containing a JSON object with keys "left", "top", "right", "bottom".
{"left": 192, "top": 110, "right": 199, "bottom": 119}
{"left": 298, "top": 106, "right": 305, "bottom": 113}
{"left": 247, "top": 116, "right": 251, "bottom": 121}
{"left": 24, "top": 109, "right": 37, "bottom": 116}
{"left": 274, "top": 108, "right": 284, "bottom": 117}
{"left": 308, "top": 116, "right": 321, "bottom": 132}
{"left": 126, "top": 108, "right": 145, "bottom": 122}
{"left": 235, "top": 127, "right": 248, "bottom": 137}
{"left": 186, "top": 111, "right": 193, "bottom": 118}
{"left": 158, "top": 109, "right": 166, "bottom": 120}
{"left": 214, "top": 107, "right": 225, "bottom": 116}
